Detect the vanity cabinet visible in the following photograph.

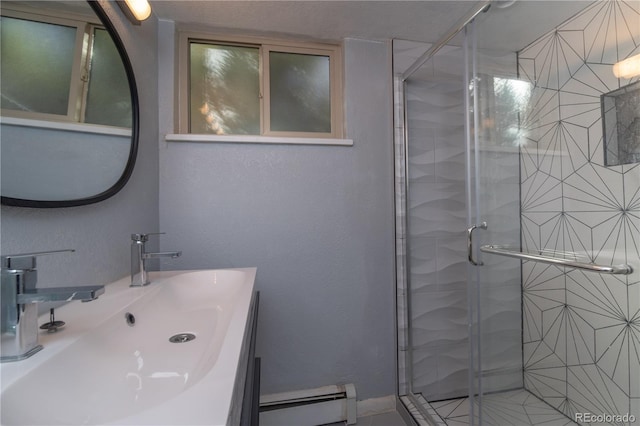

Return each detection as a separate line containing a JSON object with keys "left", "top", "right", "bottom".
{"left": 0, "top": 269, "right": 259, "bottom": 426}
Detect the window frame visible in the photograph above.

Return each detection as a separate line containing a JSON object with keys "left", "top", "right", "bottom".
{"left": 0, "top": 5, "right": 108, "bottom": 125}
{"left": 177, "top": 31, "right": 344, "bottom": 139}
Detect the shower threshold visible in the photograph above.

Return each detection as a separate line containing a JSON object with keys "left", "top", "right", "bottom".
{"left": 419, "top": 389, "right": 578, "bottom": 425}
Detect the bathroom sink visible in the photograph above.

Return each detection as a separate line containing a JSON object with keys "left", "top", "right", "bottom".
{"left": 0, "top": 268, "right": 257, "bottom": 425}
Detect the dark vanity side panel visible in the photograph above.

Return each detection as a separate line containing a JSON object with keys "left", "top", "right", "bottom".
{"left": 241, "top": 292, "right": 260, "bottom": 426}
{"left": 250, "top": 358, "right": 261, "bottom": 426}
{"left": 229, "top": 290, "right": 260, "bottom": 426}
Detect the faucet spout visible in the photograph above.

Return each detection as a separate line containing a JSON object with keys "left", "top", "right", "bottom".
{"left": 143, "top": 251, "right": 182, "bottom": 259}
{"left": 17, "top": 285, "right": 105, "bottom": 304}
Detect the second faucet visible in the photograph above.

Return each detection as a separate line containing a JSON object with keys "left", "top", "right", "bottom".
{"left": 131, "top": 233, "right": 181, "bottom": 287}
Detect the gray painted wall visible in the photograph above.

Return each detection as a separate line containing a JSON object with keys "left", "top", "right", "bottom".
{"left": 157, "top": 32, "right": 396, "bottom": 400}
{"left": 0, "top": 1, "right": 160, "bottom": 304}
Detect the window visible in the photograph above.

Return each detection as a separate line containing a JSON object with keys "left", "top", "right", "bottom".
{"left": 179, "top": 33, "right": 343, "bottom": 139}
{"left": 0, "top": 8, "right": 131, "bottom": 128}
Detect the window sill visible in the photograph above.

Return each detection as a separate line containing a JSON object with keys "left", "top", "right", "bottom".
{"left": 164, "top": 134, "right": 353, "bottom": 146}
{"left": 1, "top": 116, "right": 131, "bottom": 137}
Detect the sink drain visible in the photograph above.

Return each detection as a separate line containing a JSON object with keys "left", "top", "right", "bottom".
{"left": 125, "top": 312, "right": 136, "bottom": 326}
{"left": 169, "top": 333, "right": 196, "bottom": 343}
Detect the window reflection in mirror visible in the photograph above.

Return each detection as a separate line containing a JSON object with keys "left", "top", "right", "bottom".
{"left": 1, "top": 9, "right": 131, "bottom": 127}
{"left": 1, "top": 16, "right": 77, "bottom": 117}
{"left": 84, "top": 27, "right": 131, "bottom": 127}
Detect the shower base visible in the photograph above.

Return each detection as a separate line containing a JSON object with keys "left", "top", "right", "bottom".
{"left": 419, "top": 389, "right": 578, "bottom": 425}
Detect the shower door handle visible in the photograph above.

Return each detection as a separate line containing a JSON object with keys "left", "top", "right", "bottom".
{"left": 467, "top": 222, "right": 487, "bottom": 266}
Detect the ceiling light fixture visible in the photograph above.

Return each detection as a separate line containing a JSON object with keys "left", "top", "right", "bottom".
{"left": 116, "top": 0, "right": 152, "bottom": 25}
{"left": 613, "top": 53, "right": 640, "bottom": 79}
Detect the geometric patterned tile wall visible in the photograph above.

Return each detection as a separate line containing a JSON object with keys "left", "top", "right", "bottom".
{"left": 518, "top": 1, "right": 640, "bottom": 423}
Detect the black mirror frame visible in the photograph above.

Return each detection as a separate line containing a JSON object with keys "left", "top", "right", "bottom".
{"left": 1, "top": 0, "right": 139, "bottom": 208}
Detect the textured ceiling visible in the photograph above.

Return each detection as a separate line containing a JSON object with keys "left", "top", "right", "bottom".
{"left": 151, "top": 1, "right": 480, "bottom": 43}
{"left": 150, "top": 1, "right": 592, "bottom": 52}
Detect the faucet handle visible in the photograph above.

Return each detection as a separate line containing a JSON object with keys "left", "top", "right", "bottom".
{"left": 131, "top": 232, "right": 165, "bottom": 243}
{"left": 1, "top": 249, "right": 75, "bottom": 270}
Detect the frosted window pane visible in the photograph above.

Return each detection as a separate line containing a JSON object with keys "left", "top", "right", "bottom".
{"left": 269, "top": 51, "right": 330, "bottom": 133}
{"left": 85, "top": 28, "right": 131, "bottom": 128}
{"left": 1, "top": 17, "right": 76, "bottom": 115}
{"left": 190, "top": 43, "right": 259, "bottom": 135}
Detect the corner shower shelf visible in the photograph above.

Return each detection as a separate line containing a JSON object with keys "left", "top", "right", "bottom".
{"left": 480, "top": 245, "right": 633, "bottom": 275}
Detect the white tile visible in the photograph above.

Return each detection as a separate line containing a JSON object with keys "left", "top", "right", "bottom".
{"left": 410, "top": 289, "right": 468, "bottom": 346}
{"left": 632, "top": 398, "right": 640, "bottom": 422}
{"left": 567, "top": 364, "right": 629, "bottom": 420}
{"left": 406, "top": 183, "right": 467, "bottom": 240}
{"left": 407, "top": 236, "right": 436, "bottom": 268}
{"left": 525, "top": 89, "right": 560, "bottom": 130}
{"left": 558, "top": 95, "right": 600, "bottom": 130}
{"left": 521, "top": 171, "right": 563, "bottom": 213}
{"left": 564, "top": 64, "right": 610, "bottom": 97}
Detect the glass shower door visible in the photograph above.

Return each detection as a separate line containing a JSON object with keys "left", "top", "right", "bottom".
{"left": 464, "top": 16, "right": 526, "bottom": 425}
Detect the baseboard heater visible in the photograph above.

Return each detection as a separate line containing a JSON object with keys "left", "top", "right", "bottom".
{"left": 259, "top": 384, "right": 356, "bottom": 426}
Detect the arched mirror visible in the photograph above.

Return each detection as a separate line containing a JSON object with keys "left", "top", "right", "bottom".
{"left": 1, "top": 0, "right": 138, "bottom": 208}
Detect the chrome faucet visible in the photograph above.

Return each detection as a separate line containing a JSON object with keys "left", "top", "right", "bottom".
{"left": 131, "top": 233, "right": 181, "bottom": 287}
{"left": 1, "top": 250, "right": 105, "bottom": 362}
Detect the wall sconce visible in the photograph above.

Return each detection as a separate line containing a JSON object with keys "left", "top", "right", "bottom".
{"left": 613, "top": 53, "right": 640, "bottom": 79}
{"left": 116, "top": 0, "right": 152, "bottom": 25}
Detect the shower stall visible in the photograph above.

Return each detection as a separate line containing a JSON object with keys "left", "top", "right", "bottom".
{"left": 395, "top": 1, "right": 640, "bottom": 425}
